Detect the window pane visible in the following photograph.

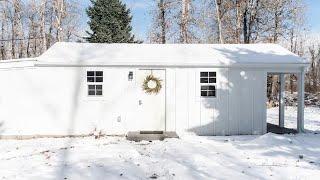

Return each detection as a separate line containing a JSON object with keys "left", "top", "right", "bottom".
{"left": 87, "top": 77, "right": 95, "bottom": 82}
{"left": 96, "top": 85, "right": 103, "bottom": 90}
{"left": 200, "top": 78, "right": 208, "bottom": 83}
{"left": 201, "top": 91, "right": 207, "bottom": 97}
{"left": 209, "top": 78, "right": 216, "bottom": 83}
{"left": 88, "top": 85, "right": 95, "bottom": 90}
{"left": 95, "top": 77, "right": 103, "bottom": 82}
{"left": 208, "top": 90, "right": 216, "bottom": 97}
{"left": 209, "top": 72, "right": 216, "bottom": 77}
{"left": 200, "top": 72, "right": 208, "bottom": 77}
{"left": 209, "top": 86, "right": 215, "bottom": 90}
{"left": 87, "top": 71, "right": 94, "bottom": 76}
{"left": 96, "top": 90, "right": 103, "bottom": 96}
{"left": 201, "top": 86, "right": 209, "bottom": 90}
{"left": 88, "top": 90, "right": 95, "bottom": 96}
{"left": 96, "top": 71, "right": 103, "bottom": 76}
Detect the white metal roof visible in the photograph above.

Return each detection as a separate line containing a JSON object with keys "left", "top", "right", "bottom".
{"left": 36, "top": 42, "right": 308, "bottom": 67}
{"left": 0, "top": 58, "right": 36, "bottom": 69}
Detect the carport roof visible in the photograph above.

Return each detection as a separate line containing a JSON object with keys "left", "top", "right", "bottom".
{"left": 36, "top": 42, "right": 309, "bottom": 67}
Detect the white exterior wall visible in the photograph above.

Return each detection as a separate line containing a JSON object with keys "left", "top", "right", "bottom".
{"left": 0, "top": 67, "right": 139, "bottom": 136}
{"left": 0, "top": 66, "right": 267, "bottom": 136}
{"left": 166, "top": 68, "right": 267, "bottom": 135}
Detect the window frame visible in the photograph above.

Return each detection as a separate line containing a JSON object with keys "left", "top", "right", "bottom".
{"left": 87, "top": 71, "right": 103, "bottom": 83}
{"left": 87, "top": 71, "right": 104, "bottom": 97}
{"left": 200, "top": 71, "right": 217, "bottom": 98}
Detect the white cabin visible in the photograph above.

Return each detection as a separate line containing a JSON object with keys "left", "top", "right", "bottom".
{"left": 0, "top": 43, "right": 309, "bottom": 137}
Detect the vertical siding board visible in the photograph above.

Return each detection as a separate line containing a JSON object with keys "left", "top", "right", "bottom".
{"left": 228, "top": 70, "right": 237, "bottom": 135}
{"left": 251, "top": 72, "right": 255, "bottom": 135}
{"left": 175, "top": 69, "right": 189, "bottom": 132}
{"left": 252, "top": 72, "right": 258, "bottom": 134}
{"left": 214, "top": 68, "right": 228, "bottom": 136}
{"left": 188, "top": 70, "right": 201, "bottom": 134}
{"left": 165, "top": 68, "right": 176, "bottom": 131}
{"left": 262, "top": 72, "right": 268, "bottom": 134}
{"left": 226, "top": 69, "right": 230, "bottom": 135}
{"left": 187, "top": 69, "right": 190, "bottom": 130}
{"left": 261, "top": 72, "right": 267, "bottom": 134}
{"left": 252, "top": 72, "right": 265, "bottom": 135}
{"left": 227, "top": 70, "right": 266, "bottom": 135}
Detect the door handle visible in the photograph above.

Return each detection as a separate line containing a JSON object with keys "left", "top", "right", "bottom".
{"left": 139, "top": 100, "right": 142, "bottom": 105}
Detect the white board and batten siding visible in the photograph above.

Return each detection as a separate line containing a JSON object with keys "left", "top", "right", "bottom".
{"left": 0, "top": 66, "right": 266, "bottom": 136}
{"left": 166, "top": 68, "right": 266, "bottom": 136}
{"left": 0, "top": 43, "right": 308, "bottom": 136}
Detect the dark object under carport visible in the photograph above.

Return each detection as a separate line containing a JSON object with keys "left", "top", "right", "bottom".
{"left": 267, "top": 123, "right": 298, "bottom": 134}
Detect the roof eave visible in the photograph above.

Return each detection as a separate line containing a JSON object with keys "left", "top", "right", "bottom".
{"left": 34, "top": 61, "right": 310, "bottom": 68}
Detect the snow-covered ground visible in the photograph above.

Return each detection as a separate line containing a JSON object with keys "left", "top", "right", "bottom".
{"left": 0, "top": 106, "right": 319, "bottom": 180}
{"left": 268, "top": 106, "right": 320, "bottom": 132}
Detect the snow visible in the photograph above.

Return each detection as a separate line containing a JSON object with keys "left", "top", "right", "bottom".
{"left": 0, "top": 58, "right": 36, "bottom": 69}
{"left": 36, "top": 42, "right": 307, "bottom": 67}
{"left": 268, "top": 106, "right": 320, "bottom": 132}
{"left": 1, "top": 106, "right": 319, "bottom": 179}
{"left": 1, "top": 134, "right": 320, "bottom": 179}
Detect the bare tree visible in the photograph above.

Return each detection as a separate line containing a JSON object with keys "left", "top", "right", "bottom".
{"left": 215, "top": 0, "right": 224, "bottom": 43}
{"left": 180, "top": 0, "right": 190, "bottom": 43}
{"left": 40, "top": 0, "right": 47, "bottom": 53}
{"left": 0, "top": 5, "right": 8, "bottom": 60}
{"left": 148, "top": 0, "right": 176, "bottom": 43}
{"left": 159, "top": 0, "right": 166, "bottom": 44}
{"left": 53, "top": 0, "right": 65, "bottom": 42}
{"left": 306, "top": 46, "right": 320, "bottom": 93}
{"left": 0, "top": 0, "right": 80, "bottom": 60}
{"left": 235, "top": 0, "right": 242, "bottom": 43}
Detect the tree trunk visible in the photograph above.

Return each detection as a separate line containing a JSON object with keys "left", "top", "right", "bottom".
{"left": 181, "top": 0, "right": 190, "bottom": 43}
{"left": 0, "top": 22, "right": 5, "bottom": 60}
{"left": 215, "top": 0, "right": 224, "bottom": 44}
{"left": 47, "top": 3, "right": 55, "bottom": 49}
{"left": 55, "top": 0, "right": 65, "bottom": 42}
{"left": 13, "top": 0, "right": 26, "bottom": 58}
{"left": 271, "top": 75, "right": 279, "bottom": 99}
{"left": 26, "top": 30, "right": 31, "bottom": 57}
{"left": 236, "top": 0, "right": 241, "bottom": 43}
{"left": 243, "top": 4, "right": 249, "bottom": 43}
{"left": 40, "top": 0, "right": 47, "bottom": 52}
{"left": 159, "top": 0, "right": 166, "bottom": 44}
{"left": 273, "top": 11, "right": 279, "bottom": 43}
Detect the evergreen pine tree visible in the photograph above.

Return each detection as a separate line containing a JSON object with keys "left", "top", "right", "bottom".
{"left": 86, "top": 0, "right": 137, "bottom": 43}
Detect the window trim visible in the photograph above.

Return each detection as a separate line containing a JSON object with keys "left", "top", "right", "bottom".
{"left": 87, "top": 71, "right": 103, "bottom": 83}
{"left": 87, "top": 71, "right": 104, "bottom": 97}
{"left": 200, "top": 71, "right": 217, "bottom": 98}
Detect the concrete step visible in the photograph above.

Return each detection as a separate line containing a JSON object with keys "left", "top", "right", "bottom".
{"left": 126, "top": 131, "right": 179, "bottom": 142}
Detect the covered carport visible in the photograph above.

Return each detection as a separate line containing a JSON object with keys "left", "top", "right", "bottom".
{"left": 267, "top": 62, "right": 309, "bottom": 133}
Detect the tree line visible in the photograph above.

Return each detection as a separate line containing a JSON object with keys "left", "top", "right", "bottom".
{"left": 0, "top": 0, "right": 79, "bottom": 60}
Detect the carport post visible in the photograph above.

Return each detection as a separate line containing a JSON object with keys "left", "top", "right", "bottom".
{"left": 279, "top": 74, "right": 285, "bottom": 128}
{"left": 297, "top": 68, "right": 305, "bottom": 133}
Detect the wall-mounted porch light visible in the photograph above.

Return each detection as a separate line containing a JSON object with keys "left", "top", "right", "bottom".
{"left": 128, "top": 71, "right": 133, "bottom": 81}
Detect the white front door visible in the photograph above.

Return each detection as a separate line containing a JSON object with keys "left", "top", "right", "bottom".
{"left": 136, "top": 69, "right": 166, "bottom": 131}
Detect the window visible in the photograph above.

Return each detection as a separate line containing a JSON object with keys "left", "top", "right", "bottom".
{"left": 87, "top": 71, "right": 103, "bottom": 83}
{"left": 200, "top": 72, "right": 216, "bottom": 97}
{"left": 88, "top": 85, "right": 103, "bottom": 96}
{"left": 200, "top": 72, "right": 216, "bottom": 83}
{"left": 87, "top": 71, "right": 103, "bottom": 96}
